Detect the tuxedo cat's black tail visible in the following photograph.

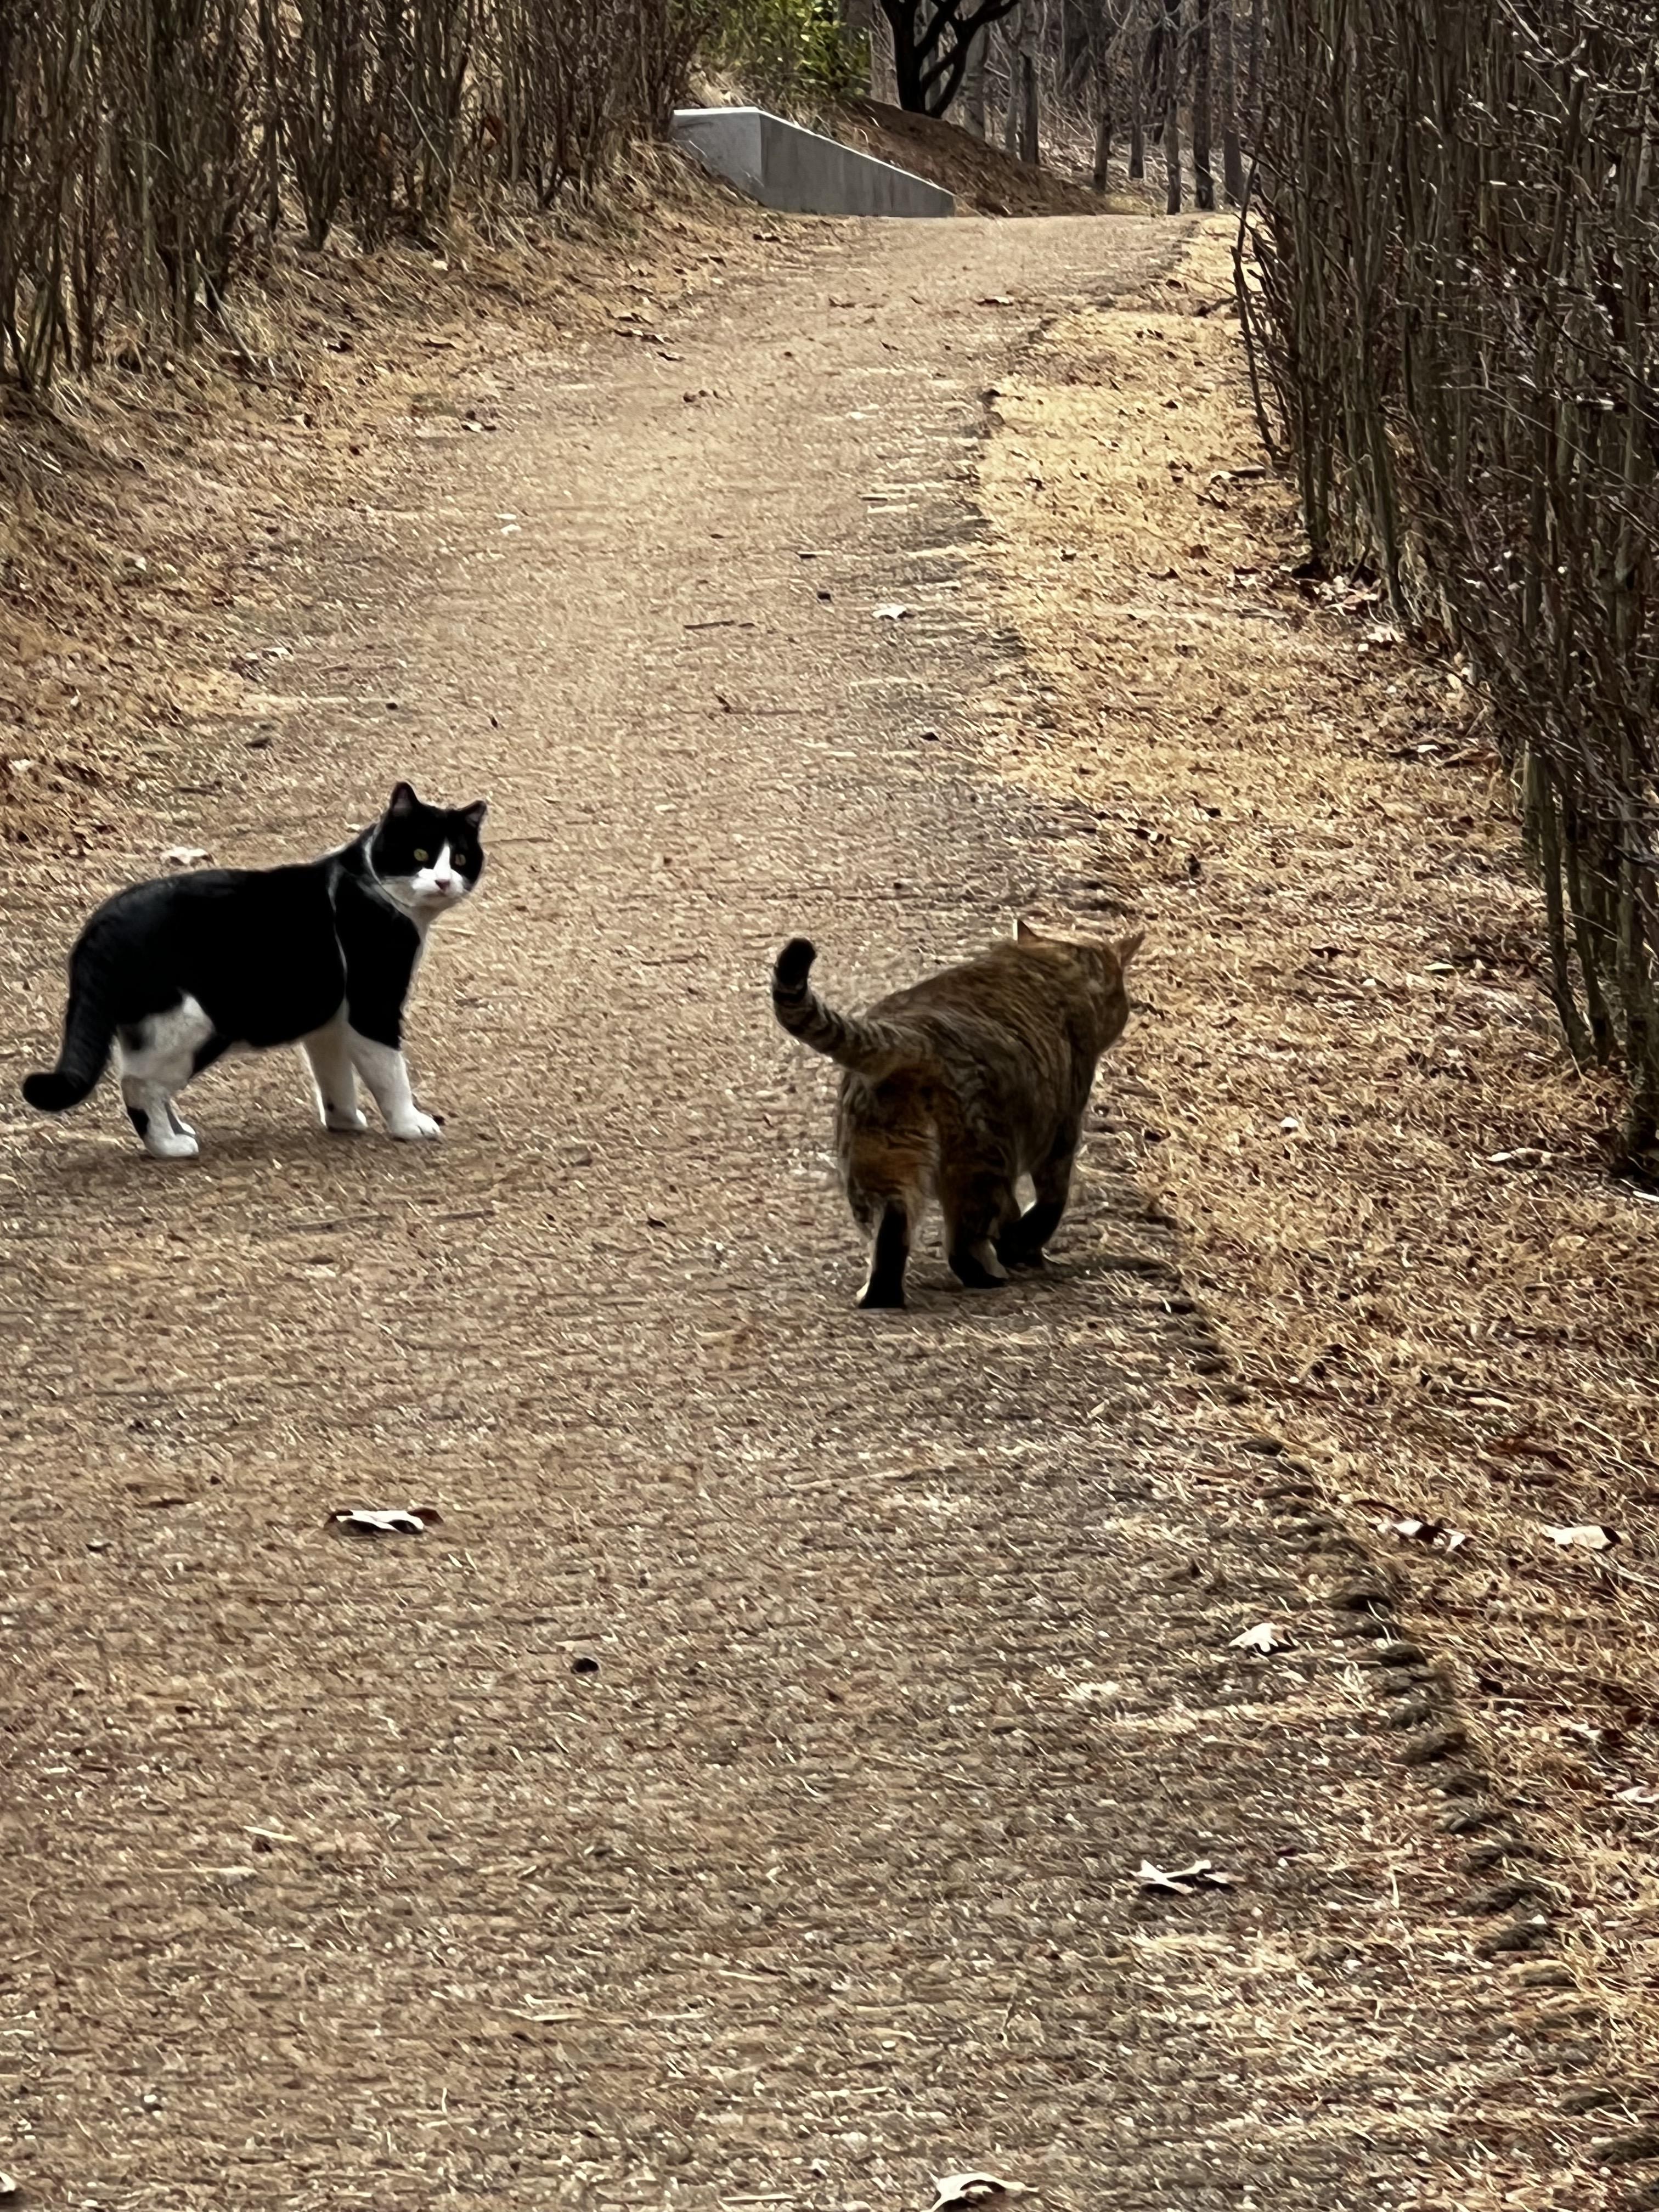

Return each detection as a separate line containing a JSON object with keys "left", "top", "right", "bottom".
{"left": 23, "top": 967, "right": 115, "bottom": 1112}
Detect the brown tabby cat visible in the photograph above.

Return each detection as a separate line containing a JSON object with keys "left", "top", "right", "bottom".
{"left": 772, "top": 920, "right": 1142, "bottom": 1308}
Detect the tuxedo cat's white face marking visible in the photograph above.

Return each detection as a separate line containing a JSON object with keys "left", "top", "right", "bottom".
{"left": 377, "top": 842, "right": 473, "bottom": 927}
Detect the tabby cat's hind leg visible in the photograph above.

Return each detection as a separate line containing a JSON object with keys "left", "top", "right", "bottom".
{"left": 997, "top": 1141, "right": 1078, "bottom": 1268}
{"left": 942, "top": 1171, "right": 1014, "bottom": 1292}
{"left": 856, "top": 1201, "right": 911, "bottom": 1310}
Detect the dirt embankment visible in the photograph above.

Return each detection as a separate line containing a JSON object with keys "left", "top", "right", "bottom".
{"left": 980, "top": 224, "right": 1659, "bottom": 2130}
{"left": 831, "top": 98, "right": 1143, "bottom": 217}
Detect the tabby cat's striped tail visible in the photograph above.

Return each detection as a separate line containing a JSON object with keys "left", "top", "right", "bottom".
{"left": 771, "top": 939, "right": 906, "bottom": 1080}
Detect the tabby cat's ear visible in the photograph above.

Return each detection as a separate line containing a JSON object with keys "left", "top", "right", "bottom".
{"left": 1114, "top": 930, "right": 1146, "bottom": 969}
{"left": 1015, "top": 917, "right": 1040, "bottom": 942}
{"left": 458, "top": 799, "right": 488, "bottom": 831}
{"left": 387, "top": 781, "right": 419, "bottom": 817}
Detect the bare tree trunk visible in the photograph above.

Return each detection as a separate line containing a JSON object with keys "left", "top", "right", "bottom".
{"left": 1163, "top": 0, "right": 1182, "bottom": 213}
{"left": 1018, "top": 43, "right": 1039, "bottom": 161}
{"left": 1130, "top": 18, "right": 1157, "bottom": 178}
{"left": 1219, "top": 0, "right": 1243, "bottom": 204}
{"left": 1093, "top": 98, "right": 1111, "bottom": 191}
{"left": 961, "top": 22, "right": 989, "bottom": 138}
{"left": 1243, "top": 0, "right": 1262, "bottom": 155}
{"left": 1193, "top": 0, "right": 1213, "bottom": 209}
{"left": 1001, "top": 4, "right": 1039, "bottom": 165}
{"left": 1002, "top": 14, "right": 1022, "bottom": 153}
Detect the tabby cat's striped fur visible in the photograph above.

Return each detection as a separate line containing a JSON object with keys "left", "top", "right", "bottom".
{"left": 772, "top": 920, "right": 1141, "bottom": 1308}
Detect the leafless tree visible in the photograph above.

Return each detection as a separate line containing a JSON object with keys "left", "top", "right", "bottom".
{"left": 1217, "top": 0, "right": 1242, "bottom": 203}
{"left": 1190, "top": 0, "right": 1212, "bottom": 208}
{"left": 1161, "top": 0, "right": 1180, "bottom": 211}
{"left": 1000, "top": 0, "right": 1039, "bottom": 160}
{"left": 881, "top": 0, "right": 1022, "bottom": 115}
{"left": 0, "top": 0, "right": 706, "bottom": 392}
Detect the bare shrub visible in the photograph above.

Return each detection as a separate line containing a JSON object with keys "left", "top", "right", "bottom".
{"left": 1243, "top": 4, "right": 1659, "bottom": 1160}
{"left": 0, "top": 0, "right": 702, "bottom": 382}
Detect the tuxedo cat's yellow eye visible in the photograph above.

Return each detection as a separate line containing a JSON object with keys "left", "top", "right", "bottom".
{"left": 413, "top": 848, "right": 429, "bottom": 864}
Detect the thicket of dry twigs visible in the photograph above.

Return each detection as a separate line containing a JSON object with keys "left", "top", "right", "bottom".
{"left": 0, "top": 0, "right": 704, "bottom": 392}
{"left": 1243, "top": 4, "right": 1659, "bottom": 1165}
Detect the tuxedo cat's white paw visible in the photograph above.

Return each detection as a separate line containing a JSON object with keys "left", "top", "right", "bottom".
{"left": 145, "top": 1128, "right": 199, "bottom": 1162}
{"left": 390, "top": 1111, "right": 443, "bottom": 1141}
{"left": 323, "top": 1105, "right": 368, "bottom": 1133}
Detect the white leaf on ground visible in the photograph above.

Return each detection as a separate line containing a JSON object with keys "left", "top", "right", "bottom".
{"left": 1387, "top": 1516, "right": 1442, "bottom": 1543}
{"left": 874, "top": 602, "right": 911, "bottom": 620}
{"left": 1228, "top": 1621, "right": 1286, "bottom": 1654}
{"left": 330, "top": 1506, "right": 442, "bottom": 1537}
{"left": 930, "top": 2174, "right": 1028, "bottom": 2211}
{"left": 1136, "top": 1857, "right": 1237, "bottom": 1895}
{"left": 1384, "top": 1516, "right": 1469, "bottom": 1551}
{"left": 1545, "top": 1522, "right": 1620, "bottom": 1551}
{"left": 161, "top": 846, "right": 210, "bottom": 867}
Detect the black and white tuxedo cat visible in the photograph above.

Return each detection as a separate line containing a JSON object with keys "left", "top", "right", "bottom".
{"left": 23, "top": 783, "right": 486, "bottom": 1159}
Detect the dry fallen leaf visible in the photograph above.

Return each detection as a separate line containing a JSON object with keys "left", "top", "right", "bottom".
{"left": 160, "top": 845, "right": 210, "bottom": 867}
{"left": 1383, "top": 1516, "right": 1469, "bottom": 1552}
{"left": 930, "top": 2174, "right": 1028, "bottom": 2212}
{"left": 1136, "top": 1857, "right": 1237, "bottom": 1895}
{"left": 1545, "top": 1522, "right": 1621, "bottom": 1551}
{"left": 1228, "top": 1621, "right": 1287, "bottom": 1654}
{"left": 874, "top": 602, "right": 911, "bottom": 620}
{"left": 1387, "top": 1515, "right": 1442, "bottom": 1543}
{"left": 329, "top": 1505, "right": 443, "bottom": 1537}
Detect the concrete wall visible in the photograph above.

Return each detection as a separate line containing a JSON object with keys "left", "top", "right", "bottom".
{"left": 671, "top": 107, "right": 955, "bottom": 219}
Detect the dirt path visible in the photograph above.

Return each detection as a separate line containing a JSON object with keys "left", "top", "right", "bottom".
{"left": 3, "top": 219, "right": 1594, "bottom": 2211}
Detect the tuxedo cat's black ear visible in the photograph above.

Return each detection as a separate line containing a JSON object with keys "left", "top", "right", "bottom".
{"left": 459, "top": 799, "right": 488, "bottom": 831}
{"left": 387, "top": 782, "right": 419, "bottom": 817}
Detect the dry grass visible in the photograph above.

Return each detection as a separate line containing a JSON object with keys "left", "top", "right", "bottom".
{"left": 979, "top": 222, "right": 1659, "bottom": 2153}
{"left": 0, "top": 147, "right": 812, "bottom": 857}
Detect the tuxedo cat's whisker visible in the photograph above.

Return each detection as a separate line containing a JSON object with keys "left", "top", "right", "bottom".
{"left": 22, "top": 780, "right": 487, "bottom": 1158}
